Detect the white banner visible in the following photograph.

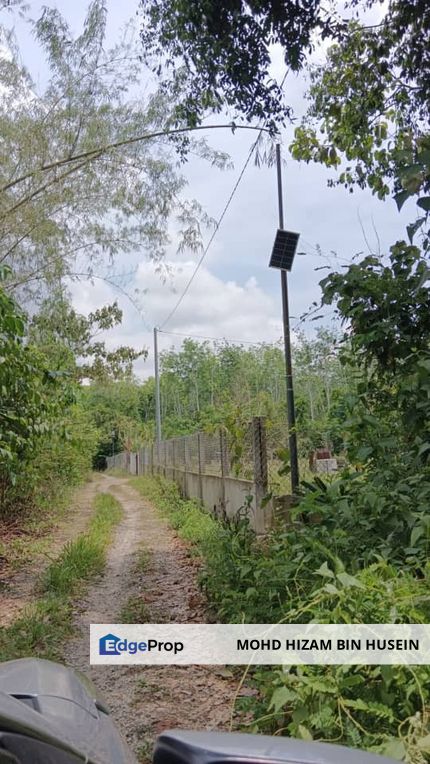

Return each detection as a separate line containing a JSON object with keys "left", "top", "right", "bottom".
{"left": 90, "top": 624, "right": 430, "bottom": 665}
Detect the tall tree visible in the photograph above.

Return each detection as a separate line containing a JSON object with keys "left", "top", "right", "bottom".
{"left": 139, "top": 0, "right": 430, "bottom": 233}
{"left": 0, "top": 1, "right": 227, "bottom": 301}
{"left": 0, "top": 265, "right": 98, "bottom": 514}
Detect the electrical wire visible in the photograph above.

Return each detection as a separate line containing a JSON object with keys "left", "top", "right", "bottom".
{"left": 158, "top": 328, "right": 286, "bottom": 346}
{"left": 159, "top": 70, "right": 291, "bottom": 331}
{"left": 159, "top": 136, "right": 263, "bottom": 330}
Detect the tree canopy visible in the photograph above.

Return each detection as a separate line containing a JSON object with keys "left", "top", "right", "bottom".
{"left": 29, "top": 294, "right": 146, "bottom": 381}
{"left": 291, "top": 2, "right": 430, "bottom": 242}
{"left": 139, "top": 0, "right": 341, "bottom": 131}
{"left": 139, "top": 1, "right": 428, "bottom": 134}
{"left": 0, "top": 0, "right": 227, "bottom": 302}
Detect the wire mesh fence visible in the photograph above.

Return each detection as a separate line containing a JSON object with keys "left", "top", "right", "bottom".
{"left": 107, "top": 417, "right": 271, "bottom": 532}
{"left": 116, "top": 428, "right": 259, "bottom": 481}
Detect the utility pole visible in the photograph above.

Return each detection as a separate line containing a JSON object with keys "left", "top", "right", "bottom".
{"left": 276, "top": 143, "right": 299, "bottom": 492}
{"left": 154, "top": 327, "right": 162, "bottom": 446}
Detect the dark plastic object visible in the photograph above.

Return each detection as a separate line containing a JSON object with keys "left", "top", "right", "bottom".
{"left": 153, "top": 730, "right": 398, "bottom": 764}
{"left": 0, "top": 658, "right": 136, "bottom": 763}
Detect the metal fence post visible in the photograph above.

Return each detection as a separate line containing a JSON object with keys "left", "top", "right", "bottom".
{"left": 220, "top": 429, "right": 228, "bottom": 513}
{"left": 172, "top": 438, "right": 176, "bottom": 483}
{"left": 252, "top": 417, "right": 269, "bottom": 533}
{"left": 197, "top": 433, "right": 204, "bottom": 504}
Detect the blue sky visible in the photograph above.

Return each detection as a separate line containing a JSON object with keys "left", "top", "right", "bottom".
{"left": 4, "top": 0, "right": 416, "bottom": 376}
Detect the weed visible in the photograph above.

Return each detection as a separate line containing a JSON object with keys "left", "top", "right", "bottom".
{"left": 119, "top": 595, "right": 150, "bottom": 624}
{"left": 0, "top": 490, "right": 71, "bottom": 573}
{"left": 134, "top": 548, "right": 151, "bottom": 573}
{"left": 136, "top": 737, "right": 154, "bottom": 764}
{"left": 132, "top": 476, "right": 217, "bottom": 546}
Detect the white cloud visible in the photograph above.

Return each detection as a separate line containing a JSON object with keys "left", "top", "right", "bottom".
{"left": 68, "top": 261, "right": 285, "bottom": 380}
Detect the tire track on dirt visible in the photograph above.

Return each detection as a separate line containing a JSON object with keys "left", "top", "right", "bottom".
{"left": 0, "top": 473, "right": 106, "bottom": 627}
{"left": 65, "top": 475, "right": 240, "bottom": 762}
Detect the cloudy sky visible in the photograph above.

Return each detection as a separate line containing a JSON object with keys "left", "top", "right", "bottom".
{"left": 5, "top": 0, "right": 416, "bottom": 378}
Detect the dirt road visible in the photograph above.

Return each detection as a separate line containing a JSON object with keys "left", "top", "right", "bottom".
{"left": 0, "top": 473, "right": 106, "bottom": 627}
{"left": 65, "top": 474, "right": 240, "bottom": 762}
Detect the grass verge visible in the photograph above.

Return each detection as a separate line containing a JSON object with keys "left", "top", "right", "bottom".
{"left": 0, "top": 488, "right": 72, "bottom": 575}
{"left": 119, "top": 595, "right": 151, "bottom": 624}
{"left": 131, "top": 475, "right": 216, "bottom": 547}
{"left": 0, "top": 493, "right": 122, "bottom": 662}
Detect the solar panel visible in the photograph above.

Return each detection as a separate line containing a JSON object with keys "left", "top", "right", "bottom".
{"left": 269, "top": 229, "right": 300, "bottom": 271}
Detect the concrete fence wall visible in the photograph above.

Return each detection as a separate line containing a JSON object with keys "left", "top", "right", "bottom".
{"left": 107, "top": 417, "right": 272, "bottom": 533}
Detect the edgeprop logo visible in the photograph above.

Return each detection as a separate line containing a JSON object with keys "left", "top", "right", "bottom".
{"left": 99, "top": 633, "right": 184, "bottom": 656}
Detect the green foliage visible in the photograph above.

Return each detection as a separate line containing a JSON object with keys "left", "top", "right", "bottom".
{"left": 29, "top": 293, "right": 146, "bottom": 381}
{"left": 133, "top": 475, "right": 217, "bottom": 545}
{"left": 148, "top": 331, "right": 349, "bottom": 460}
{"left": 137, "top": 476, "right": 430, "bottom": 759}
{"left": 0, "top": 492, "right": 122, "bottom": 661}
{"left": 320, "top": 244, "right": 430, "bottom": 374}
{"left": 293, "top": 329, "right": 350, "bottom": 453}
{"left": 0, "top": 268, "right": 64, "bottom": 499}
{"left": 306, "top": 242, "right": 430, "bottom": 571}
{"left": 253, "top": 664, "right": 429, "bottom": 761}
{"left": 0, "top": 278, "right": 100, "bottom": 516}
{"left": 41, "top": 492, "right": 122, "bottom": 596}
{"left": 290, "top": 5, "right": 430, "bottom": 246}
{"left": 119, "top": 595, "right": 150, "bottom": 624}
{"left": 139, "top": 0, "right": 335, "bottom": 130}
{"left": 82, "top": 379, "right": 150, "bottom": 467}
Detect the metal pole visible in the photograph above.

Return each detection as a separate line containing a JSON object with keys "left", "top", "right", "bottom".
{"left": 154, "top": 327, "right": 162, "bottom": 446}
{"left": 276, "top": 144, "right": 299, "bottom": 492}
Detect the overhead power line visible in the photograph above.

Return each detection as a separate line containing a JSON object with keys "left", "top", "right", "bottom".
{"left": 160, "top": 70, "right": 291, "bottom": 331}
{"left": 160, "top": 135, "right": 262, "bottom": 330}
{"left": 158, "top": 329, "right": 286, "bottom": 346}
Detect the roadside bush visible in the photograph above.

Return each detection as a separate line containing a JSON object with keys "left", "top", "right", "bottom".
{"left": 244, "top": 663, "right": 429, "bottom": 762}
{"left": 137, "top": 476, "right": 430, "bottom": 762}
{"left": 0, "top": 272, "right": 99, "bottom": 518}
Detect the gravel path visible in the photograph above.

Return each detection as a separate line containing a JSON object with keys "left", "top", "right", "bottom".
{"left": 65, "top": 475, "right": 240, "bottom": 763}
